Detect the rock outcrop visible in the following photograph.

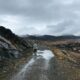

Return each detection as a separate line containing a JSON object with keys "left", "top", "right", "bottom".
{"left": 0, "top": 26, "right": 32, "bottom": 52}
{"left": 0, "top": 36, "right": 20, "bottom": 60}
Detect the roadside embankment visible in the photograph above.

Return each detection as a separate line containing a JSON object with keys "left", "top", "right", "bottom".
{"left": 52, "top": 47, "right": 80, "bottom": 65}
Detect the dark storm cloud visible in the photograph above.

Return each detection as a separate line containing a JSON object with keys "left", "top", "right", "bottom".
{"left": 0, "top": 0, "right": 80, "bottom": 35}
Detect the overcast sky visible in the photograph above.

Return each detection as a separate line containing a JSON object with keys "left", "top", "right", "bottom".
{"left": 0, "top": 0, "right": 80, "bottom": 36}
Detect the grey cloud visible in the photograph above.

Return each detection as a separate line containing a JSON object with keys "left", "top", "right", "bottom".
{"left": 46, "top": 20, "right": 80, "bottom": 35}
{"left": 0, "top": 0, "right": 80, "bottom": 35}
{"left": 0, "top": 0, "right": 75, "bottom": 22}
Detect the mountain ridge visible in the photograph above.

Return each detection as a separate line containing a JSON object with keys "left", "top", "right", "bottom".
{"left": 24, "top": 34, "right": 80, "bottom": 41}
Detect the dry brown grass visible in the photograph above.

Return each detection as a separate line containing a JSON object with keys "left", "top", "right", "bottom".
{"left": 52, "top": 47, "right": 79, "bottom": 63}
{"left": 52, "top": 47, "right": 67, "bottom": 60}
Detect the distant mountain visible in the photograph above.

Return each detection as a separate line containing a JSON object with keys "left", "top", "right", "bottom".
{"left": 55, "top": 35, "right": 80, "bottom": 40}
{"left": 26, "top": 35, "right": 80, "bottom": 41}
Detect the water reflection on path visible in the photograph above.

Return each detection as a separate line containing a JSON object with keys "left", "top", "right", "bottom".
{"left": 10, "top": 50, "right": 54, "bottom": 80}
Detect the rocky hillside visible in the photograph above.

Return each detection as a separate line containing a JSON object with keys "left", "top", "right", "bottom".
{"left": 0, "top": 26, "right": 34, "bottom": 59}
{"left": 0, "top": 26, "right": 33, "bottom": 79}
{"left": 0, "top": 26, "right": 33, "bottom": 51}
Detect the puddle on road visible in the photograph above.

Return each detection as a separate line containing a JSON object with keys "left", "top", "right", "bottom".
{"left": 37, "top": 50, "right": 54, "bottom": 60}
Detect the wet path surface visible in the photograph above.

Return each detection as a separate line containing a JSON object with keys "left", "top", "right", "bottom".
{"left": 10, "top": 50, "right": 80, "bottom": 80}
{"left": 10, "top": 50, "right": 54, "bottom": 80}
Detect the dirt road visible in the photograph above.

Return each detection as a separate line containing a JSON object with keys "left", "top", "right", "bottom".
{"left": 10, "top": 50, "right": 54, "bottom": 80}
